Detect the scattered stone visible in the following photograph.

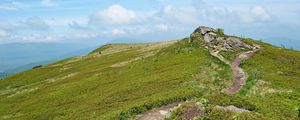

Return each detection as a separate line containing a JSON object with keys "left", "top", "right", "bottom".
{"left": 32, "top": 65, "right": 43, "bottom": 69}
{"left": 137, "top": 103, "right": 179, "bottom": 120}
{"left": 182, "top": 103, "right": 203, "bottom": 120}
{"left": 216, "top": 105, "right": 250, "bottom": 113}
{"left": 204, "top": 32, "right": 217, "bottom": 43}
{"left": 190, "top": 26, "right": 254, "bottom": 51}
{"left": 159, "top": 110, "right": 170, "bottom": 117}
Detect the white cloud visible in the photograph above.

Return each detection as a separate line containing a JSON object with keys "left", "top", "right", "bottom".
{"left": 0, "top": 17, "right": 50, "bottom": 33}
{"left": 162, "top": 4, "right": 273, "bottom": 25}
{"left": 0, "top": 21, "right": 13, "bottom": 31}
{"left": 22, "top": 17, "right": 50, "bottom": 31}
{"left": 0, "top": 32, "right": 100, "bottom": 44}
{"left": 92, "top": 5, "right": 137, "bottom": 25}
{"left": 17, "top": 34, "right": 59, "bottom": 42}
{"left": 162, "top": 5, "right": 199, "bottom": 24}
{"left": 128, "top": 26, "right": 151, "bottom": 34}
{"left": 111, "top": 29, "right": 126, "bottom": 35}
{"left": 0, "top": 2, "right": 30, "bottom": 11}
{"left": 102, "top": 26, "right": 152, "bottom": 36}
{"left": 41, "top": 0, "right": 57, "bottom": 7}
{"left": 46, "top": 18, "right": 71, "bottom": 26}
{"left": 0, "top": 29, "right": 9, "bottom": 37}
{"left": 235, "top": 6, "right": 272, "bottom": 23}
{"left": 156, "top": 24, "right": 169, "bottom": 31}
{"left": 69, "top": 21, "right": 90, "bottom": 30}
{"left": 1, "top": 34, "right": 61, "bottom": 43}
{"left": 251, "top": 6, "right": 271, "bottom": 21}
{"left": 45, "top": 17, "right": 89, "bottom": 28}
{"left": 0, "top": 1, "right": 278, "bottom": 44}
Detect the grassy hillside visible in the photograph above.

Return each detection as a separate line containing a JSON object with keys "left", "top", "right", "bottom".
{"left": 239, "top": 39, "right": 300, "bottom": 119}
{"left": 0, "top": 36, "right": 299, "bottom": 119}
{"left": 206, "top": 38, "right": 300, "bottom": 120}
{"left": 0, "top": 40, "right": 232, "bottom": 119}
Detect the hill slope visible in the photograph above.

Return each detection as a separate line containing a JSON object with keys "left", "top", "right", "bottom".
{"left": 0, "top": 26, "right": 300, "bottom": 120}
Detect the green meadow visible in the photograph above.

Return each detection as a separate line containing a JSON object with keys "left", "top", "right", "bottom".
{"left": 0, "top": 37, "right": 299, "bottom": 120}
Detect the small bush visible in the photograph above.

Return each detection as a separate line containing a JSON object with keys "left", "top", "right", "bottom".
{"left": 215, "top": 28, "right": 225, "bottom": 36}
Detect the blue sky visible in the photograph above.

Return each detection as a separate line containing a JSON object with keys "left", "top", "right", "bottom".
{"left": 0, "top": 0, "right": 300, "bottom": 49}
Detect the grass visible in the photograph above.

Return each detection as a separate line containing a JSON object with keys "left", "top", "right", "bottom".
{"left": 238, "top": 38, "right": 300, "bottom": 119}
{"left": 213, "top": 37, "right": 300, "bottom": 119}
{"left": 89, "top": 44, "right": 111, "bottom": 54}
{"left": 219, "top": 50, "right": 238, "bottom": 61}
{"left": 168, "top": 37, "right": 300, "bottom": 120}
{"left": 238, "top": 73, "right": 255, "bottom": 95}
{"left": 0, "top": 36, "right": 300, "bottom": 120}
{"left": 0, "top": 39, "right": 232, "bottom": 119}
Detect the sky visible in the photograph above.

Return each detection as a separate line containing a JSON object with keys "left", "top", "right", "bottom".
{"left": 0, "top": 0, "right": 300, "bottom": 49}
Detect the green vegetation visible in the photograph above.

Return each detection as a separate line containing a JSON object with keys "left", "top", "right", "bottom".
{"left": 89, "top": 44, "right": 111, "bottom": 54}
{"left": 238, "top": 38, "right": 300, "bottom": 119}
{"left": 164, "top": 106, "right": 183, "bottom": 120}
{"left": 167, "top": 37, "right": 300, "bottom": 120}
{"left": 0, "top": 39, "right": 232, "bottom": 119}
{"left": 215, "top": 28, "right": 225, "bottom": 36}
{"left": 198, "top": 98, "right": 209, "bottom": 120}
{"left": 238, "top": 73, "right": 255, "bottom": 95}
{"left": 219, "top": 50, "right": 238, "bottom": 61}
{"left": 205, "top": 37, "right": 300, "bottom": 119}
{"left": 0, "top": 35, "right": 299, "bottom": 120}
{"left": 167, "top": 97, "right": 264, "bottom": 120}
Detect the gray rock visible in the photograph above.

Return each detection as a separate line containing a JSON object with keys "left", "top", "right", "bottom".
{"left": 226, "top": 37, "right": 252, "bottom": 49}
{"left": 212, "top": 37, "right": 225, "bottom": 45}
{"left": 189, "top": 26, "right": 253, "bottom": 51}
{"left": 194, "top": 26, "right": 214, "bottom": 35}
{"left": 223, "top": 42, "right": 231, "bottom": 50}
{"left": 216, "top": 105, "right": 250, "bottom": 113}
{"left": 204, "top": 32, "right": 217, "bottom": 43}
{"left": 227, "top": 37, "right": 241, "bottom": 44}
{"left": 216, "top": 37, "right": 226, "bottom": 41}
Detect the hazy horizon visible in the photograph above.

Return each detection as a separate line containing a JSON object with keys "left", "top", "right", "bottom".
{"left": 1, "top": 0, "right": 300, "bottom": 74}
{"left": 0, "top": 0, "right": 299, "bottom": 49}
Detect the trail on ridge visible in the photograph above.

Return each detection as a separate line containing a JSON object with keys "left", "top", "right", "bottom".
{"left": 210, "top": 45, "right": 262, "bottom": 94}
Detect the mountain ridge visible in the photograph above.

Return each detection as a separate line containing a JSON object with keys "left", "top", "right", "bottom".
{"left": 0, "top": 26, "right": 299, "bottom": 120}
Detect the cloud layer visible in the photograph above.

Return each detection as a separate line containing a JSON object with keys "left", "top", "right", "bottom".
{"left": 0, "top": 0, "right": 300, "bottom": 48}
{"left": 91, "top": 5, "right": 138, "bottom": 25}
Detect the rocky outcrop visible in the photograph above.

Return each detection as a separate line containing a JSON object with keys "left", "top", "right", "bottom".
{"left": 190, "top": 26, "right": 253, "bottom": 51}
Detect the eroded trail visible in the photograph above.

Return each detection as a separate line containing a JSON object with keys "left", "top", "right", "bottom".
{"left": 136, "top": 103, "right": 179, "bottom": 120}
{"left": 135, "top": 26, "right": 263, "bottom": 119}
{"left": 135, "top": 46, "right": 261, "bottom": 120}
{"left": 136, "top": 46, "right": 261, "bottom": 120}
{"left": 210, "top": 45, "right": 262, "bottom": 94}
{"left": 226, "top": 45, "right": 261, "bottom": 94}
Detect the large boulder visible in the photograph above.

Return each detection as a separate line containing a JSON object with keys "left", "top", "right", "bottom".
{"left": 190, "top": 26, "right": 215, "bottom": 43}
{"left": 195, "top": 26, "right": 214, "bottom": 35}
{"left": 204, "top": 32, "right": 217, "bottom": 43}
{"left": 190, "top": 26, "right": 253, "bottom": 51}
{"left": 226, "top": 37, "right": 252, "bottom": 49}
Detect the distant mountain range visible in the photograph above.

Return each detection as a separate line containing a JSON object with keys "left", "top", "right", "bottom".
{"left": 263, "top": 37, "right": 300, "bottom": 50}
{"left": 0, "top": 42, "right": 100, "bottom": 76}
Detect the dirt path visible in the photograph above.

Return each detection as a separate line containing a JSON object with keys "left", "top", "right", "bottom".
{"left": 136, "top": 45, "right": 261, "bottom": 119}
{"left": 218, "top": 45, "right": 262, "bottom": 94}
{"left": 136, "top": 103, "right": 179, "bottom": 120}
{"left": 226, "top": 45, "right": 261, "bottom": 94}
{"left": 209, "top": 46, "right": 261, "bottom": 94}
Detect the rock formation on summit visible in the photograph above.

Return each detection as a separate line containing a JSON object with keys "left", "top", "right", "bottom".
{"left": 190, "top": 26, "right": 253, "bottom": 51}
